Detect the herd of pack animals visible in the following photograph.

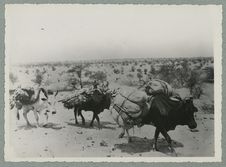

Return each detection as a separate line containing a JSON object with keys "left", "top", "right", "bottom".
{"left": 10, "top": 77, "right": 199, "bottom": 154}
{"left": 9, "top": 57, "right": 214, "bottom": 154}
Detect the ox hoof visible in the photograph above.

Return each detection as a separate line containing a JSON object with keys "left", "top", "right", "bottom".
{"left": 36, "top": 125, "right": 41, "bottom": 128}
{"left": 168, "top": 147, "right": 177, "bottom": 156}
{"left": 168, "top": 146, "right": 173, "bottom": 152}
{"left": 27, "top": 123, "right": 32, "bottom": 127}
{"left": 26, "top": 124, "right": 36, "bottom": 129}
{"left": 152, "top": 146, "right": 159, "bottom": 152}
{"left": 152, "top": 144, "right": 159, "bottom": 151}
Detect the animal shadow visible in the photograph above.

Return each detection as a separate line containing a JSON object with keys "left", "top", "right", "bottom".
{"left": 42, "top": 122, "right": 64, "bottom": 130}
{"left": 114, "top": 136, "right": 183, "bottom": 156}
{"left": 16, "top": 122, "right": 63, "bottom": 130}
{"left": 66, "top": 120, "right": 116, "bottom": 130}
{"left": 17, "top": 124, "right": 37, "bottom": 130}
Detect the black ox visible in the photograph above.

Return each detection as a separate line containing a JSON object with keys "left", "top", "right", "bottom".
{"left": 63, "top": 90, "right": 112, "bottom": 128}
{"left": 113, "top": 93, "right": 198, "bottom": 152}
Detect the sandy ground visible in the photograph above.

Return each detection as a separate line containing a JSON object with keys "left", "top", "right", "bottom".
{"left": 8, "top": 97, "right": 214, "bottom": 158}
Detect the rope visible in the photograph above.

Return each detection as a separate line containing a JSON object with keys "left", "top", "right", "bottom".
{"left": 113, "top": 104, "right": 132, "bottom": 123}
{"left": 120, "top": 90, "right": 136, "bottom": 107}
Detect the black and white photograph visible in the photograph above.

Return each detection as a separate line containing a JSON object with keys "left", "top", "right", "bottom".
{"left": 4, "top": 4, "right": 222, "bottom": 162}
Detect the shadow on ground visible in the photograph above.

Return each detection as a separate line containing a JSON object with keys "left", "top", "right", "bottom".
{"left": 66, "top": 120, "right": 117, "bottom": 130}
{"left": 114, "top": 136, "right": 184, "bottom": 156}
{"left": 16, "top": 122, "right": 64, "bottom": 130}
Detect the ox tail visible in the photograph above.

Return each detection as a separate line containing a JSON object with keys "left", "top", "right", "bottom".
{"left": 16, "top": 110, "right": 20, "bottom": 120}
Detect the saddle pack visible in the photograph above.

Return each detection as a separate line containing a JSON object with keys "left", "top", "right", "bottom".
{"left": 112, "top": 85, "right": 183, "bottom": 126}
{"left": 112, "top": 87, "right": 152, "bottom": 125}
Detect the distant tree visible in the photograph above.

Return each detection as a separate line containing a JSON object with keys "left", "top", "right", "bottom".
{"left": 150, "top": 66, "right": 156, "bottom": 75}
{"left": 32, "top": 69, "right": 44, "bottom": 86}
{"left": 158, "top": 64, "right": 175, "bottom": 84}
{"left": 137, "top": 72, "right": 143, "bottom": 81}
{"left": 68, "top": 77, "right": 79, "bottom": 89}
{"left": 205, "top": 66, "right": 214, "bottom": 83}
{"left": 113, "top": 68, "right": 120, "bottom": 74}
{"left": 89, "top": 71, "right": 107, "bottom": 82}
{"left": 186, "top": 70, "right": 203, "bottom": 98}
{"left": 25, "top": 70, "right": 29, "bottom": 75}
{"left": 137, "top": 68, "right": 142, "bottom": 73}
{"left": 131, "top": 66, "right": 135, "bottom": 72}
{"left": 121, "top": 67, "right": 124, "bottom": 74}
{"left": 127, "top": 73, "right": 134, "bottom": 79}
{"left": 174, "top": 60, "right": 190, "bottom": 87}
{"left": 84, "top": 70, "right": 92, "bottom": 77}
{"left": 67, "top": 64, "right": 89, "bottom": 88}
{"left": 52, "top": 66, "right": 56, "bottom": 71}
{"left": 110, "top": 64, "right": 114, "bottom": 69}
{"left": 144, "top": 68, "right": 148, "bottom": 75}
{"left": 43, "top": 68, "right": 47, "bottom": 74}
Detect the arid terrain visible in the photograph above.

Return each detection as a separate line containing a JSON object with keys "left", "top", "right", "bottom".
{"left": 7, "top": 57, "right": 214, "bottom": 158}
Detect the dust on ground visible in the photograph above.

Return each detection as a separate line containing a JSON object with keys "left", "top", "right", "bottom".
{"left": 9, "top": 86, "right": 214, "bottom": 158}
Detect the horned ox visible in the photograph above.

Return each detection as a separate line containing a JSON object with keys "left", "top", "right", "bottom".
{"left": 62, "top": 89, "right": 113, "bottom": 128}
{"left": 110, "top": 92, "right": 198, "bottom": 152}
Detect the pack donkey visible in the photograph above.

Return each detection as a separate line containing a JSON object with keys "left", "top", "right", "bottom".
{"left": 10, "top": 87, "right": 58, "bottom": 127}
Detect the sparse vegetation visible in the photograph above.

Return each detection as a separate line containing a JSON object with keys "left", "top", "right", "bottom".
{"left": 11, "top": 57, "right": 213, "bottom": 100}
{"left": 186, "top": 70, "right": 203, "bottom": 98}
{"left": 52, "top": 66, "right": 56, "bottom": 71}
{"left": 89, "top": 71, "right": 107, "bottom": 82}
{"left": 137, "top": 71, "right": 143, "bottom": 81}
{"left": 67, "top": 77, "right": 79, "bottom": 89}
{"left": 113, "top": 68, "right": 120, "bottom": 74}
{"left": 9, "top": 72, "right": 17, "bottom": 85}
{"left": 131, "top": 66, "right": 135, "bottom": 72}
{"left": 67, "top": 64, "right": 89, "bottom": 88}
{"left": 201, "top": 103, "right": 214, "bottom": 114}
{"left": 32, "top": 69, "right": 44, "bottom": 86}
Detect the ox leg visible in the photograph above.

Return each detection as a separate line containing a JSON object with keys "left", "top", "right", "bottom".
{"left": 74, "top": 108, "right": 78, "bottom": 124}
{"left": 79, "top": 111, "right": 85, "bottom": 125}
{"left": 33, "top": 110, "right": 40, "bottom": 127}
{"left": 126, "top": 129, "right": 131, "bottom": 143}
{"left": 160, "top": 129, "right": 176, "bottom": 154}
{"left": 23, "top": 109, "right": 31, "bottom": 127}
{"left": 118, "top": 128, "right": 125, "bottom": 138}
{"left": 153, "top": 128, "right": 160, "bottom": 151}
{"left": 44, "top": 112, "right": 49, "bottom": 125}
{"left": 95, "top": 114, "right": 101, "bottom": 129}
{"left": 89, "top": 112, "right": 95, "bottom": 127}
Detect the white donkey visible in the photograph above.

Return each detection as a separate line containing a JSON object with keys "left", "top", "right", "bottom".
{"left": 11, "top": 88, "right": 58, "bottom": 127}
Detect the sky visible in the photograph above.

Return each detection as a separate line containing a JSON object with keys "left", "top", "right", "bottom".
{"left": 5, "top": 4, "right": 221, "bottom": 64}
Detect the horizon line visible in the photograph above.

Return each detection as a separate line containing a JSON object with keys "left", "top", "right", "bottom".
{"left": 12, "top": 56, "right": 213, "bottom": 66}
